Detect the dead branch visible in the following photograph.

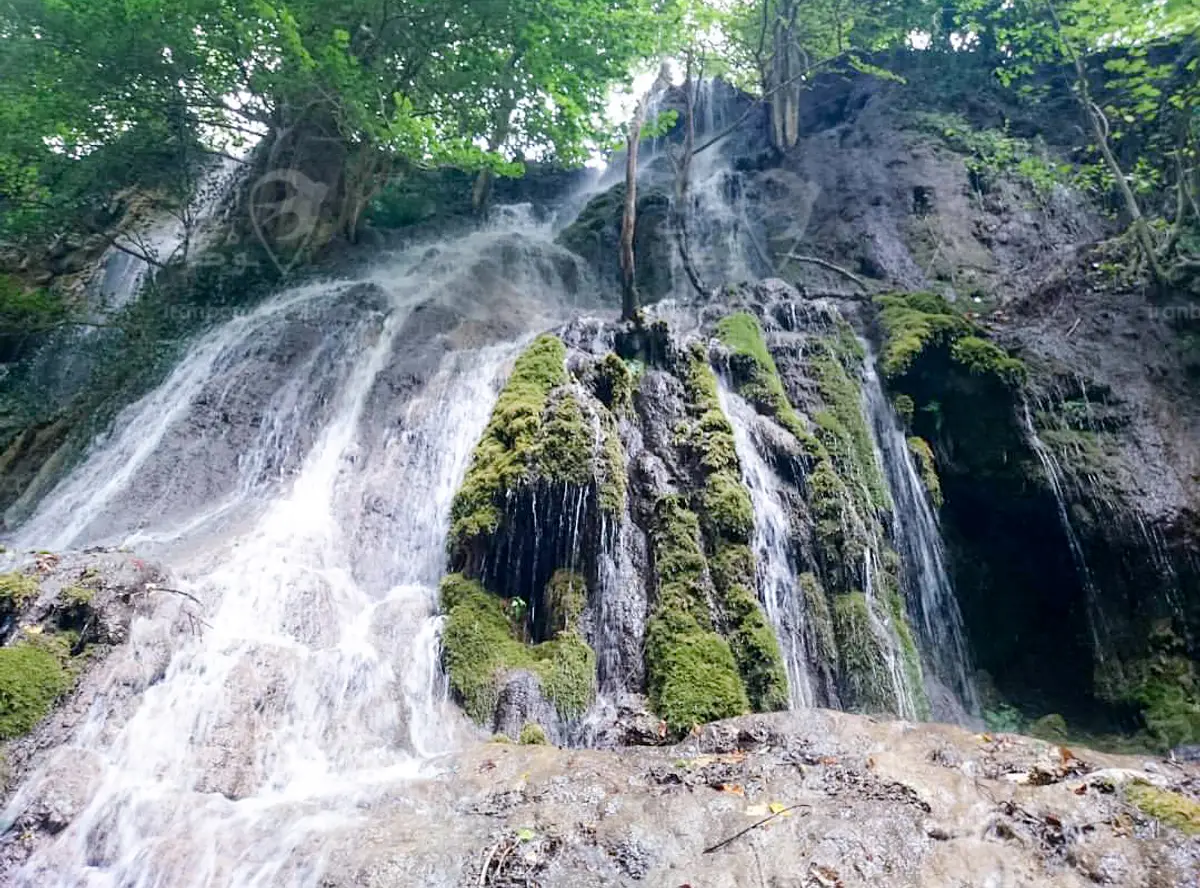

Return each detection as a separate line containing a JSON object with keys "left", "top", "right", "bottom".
{"left": 703, "top": 804, "right": 810, "bottom": 854}
{"left": 782, "top": 253, "right": 872, "bottom": 292}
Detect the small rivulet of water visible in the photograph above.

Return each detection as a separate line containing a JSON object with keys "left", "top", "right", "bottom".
{"left": 4, "top": 209, "right": 595, "bottom": 887}
{"left": 1021, "top": 400, "right": 1108, "bottom": 660}
{"left": 718, "top": 381, "right": 817, "bottom": 708}
{"left": 862, "top": 354, "right": 979, "bottom": 721}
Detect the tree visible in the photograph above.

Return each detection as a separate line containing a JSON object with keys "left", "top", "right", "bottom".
{"left": 990, "top": 0, "right": 1199, "bottom": 286}
{"left": 0, "top": 0, "right": 683, "bottom": 256}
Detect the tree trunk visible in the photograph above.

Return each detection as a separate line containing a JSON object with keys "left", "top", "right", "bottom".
{"left": 674, "top": 72, "right": 708, "bottom": 297}
{"left": 1045, "top": 1, "right": 1165, "bottom": 290}
{"left": 620, "top": 113, "right": 643, "bottom": 321}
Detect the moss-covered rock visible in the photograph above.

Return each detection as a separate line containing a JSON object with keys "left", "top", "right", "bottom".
{"left": 951, "top": 336, "right": 1027, "bottom": 385}
{"left": 518, "top": 722, "right": 549, "bottom": 745}
{"left": 439, "top": 574, "right": 597, "bottom": 725}
{"left": 545, "top": 570, "right": 587, "bottom": 636}
{"left": 0, "top": 636, "right": 74, "bottom": 740}
{"left": 716, "top": 312, "right": 810, "bottom": 442}
{"left": 1028, "top": 713, "right": 1070, "bottom": 742}
{"left": 1125, "top": 782, "right": 1200, "bottom": 835}
{"left": 906, "top": 436, "right": 943, "bottom": 508}
{"left": 809, "top": 344, "right": 889, "bottom": 512}
{"left": 721, "top": 576, "right": 790, "bottom": 712}
{"left": 874, "top": 292, "right": 1025, "bottom": 385}
{"left": 448, "top": 335, "right": 568, "bottom": 551}
{"left": 0, "top": 572, "right": 39, "bottom": 611}
{"left": 875, "top": 292, "right": 973, "bottom": 379}
{"left": 832, "top": 592, "right": 896, "bottom": 714}
{"left": 645, "top": 496, "right": 749, "bottom": 733}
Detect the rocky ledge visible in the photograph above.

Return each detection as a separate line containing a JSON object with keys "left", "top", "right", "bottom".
{"left": 320, "top": 709, "right": 1200, "bottom": 887}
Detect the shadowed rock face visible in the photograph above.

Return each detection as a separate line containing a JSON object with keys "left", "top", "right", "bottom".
{"left": 317, "top": 709, "right": 1200, "bottom": 888}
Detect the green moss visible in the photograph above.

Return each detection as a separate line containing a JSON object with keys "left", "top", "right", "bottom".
{"left": 649, "top": 496, "right": 714, "bottom": 627}
{"left": 810, "top": 346, "right": 889, "bottom": 512}
{"left": 449, "top": 335, "right": 568, "bottom": 547}
{"left": 0, "top": 638, "right": 74, "bottom": 740}
{"left": 950, "top": 336, "right": 1027, "bottom": 385}
{"left": 886, "top": 591, "right": 929, "bottom": 720}
{"left": 545, "top": 570, "right": 586, "bottom": 635}
{"left": 62, "top": 585, "right": 95, "bottom": 607}
{"left": 594, "top": 353, "right": 635, "bottom": 414}
{"left": 876, "top": 293, "right": 971, "bottom": 379}
{"left": 701, "top": 473, "right": 754, "bottom": 544}
{"left": 800, "top": 573, "right": 838, "bottom": 668}
{"left": 645, "top": 610, "right": 749, "bottom": 735}
{"left": 721, "top": 579, "right": 789, "bottom": 712}
{"left": 646, "top": 497, "right": 749, "bottom": 733}
{"left": 906, "top": 437, "right": 943, "bottom": 508}
{"left": 1126, "top": 783, "right": 1200, "bottom": 835}
{"left": 535, "top": 390, "right": 594, "bottom": 485}
{"left": 0, "top": 572, "right": 39, "bottom": 610}
{"left": 1100, "top": 624, "right": 1200, "bottom": 749}
{"left": 599, "top": 411, "right": 627, "bottom": 515}
{"left": 519, "top": 722, "right": 548, "bottom": 745}
{"left": 893, "top": 394, "right": 915, "bottom": 426}
{"left": 832, "top": 592, "right": 894, "bottom": 713}
{"left": 716, "top": 312, "right": 808, "bottom": 440}
{"left": 439, "top": 574, "right": 597, "bottom": 724}
{"left": 875, "top": 293, "right": 1025, "bottom": 387}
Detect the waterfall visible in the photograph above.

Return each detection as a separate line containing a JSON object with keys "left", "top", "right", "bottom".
{"left": 718, "top": 382, "right": 816, "bottom": 708}
{"left": 1021, "top": 401, "right": 1107, "bottom": 659}
{"left": 91, "top": 156, "right": 242, "bottom": 316}
{"left": 4, "top": 212, "right": 593, "bottom": 886}
{"left": 862, "top": 356, "right": 979, "bottom": 721}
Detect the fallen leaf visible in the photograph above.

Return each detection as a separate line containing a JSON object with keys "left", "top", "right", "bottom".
{"left": 819, "top": 756, "right": 838, "bottom": 766}
{"left": 866, "top": 756, "right": 876, "bottom": 770}
{"left": 477, "top": 760, "right": 495, "bottom": 773}
{"left": 717, "top": 783, "right": 744, "bottom": 796}
{"left": 769, "top": 802, "right": 792, "bottom": 816}
{"left": 516, "top": 827, "right": 536, "bottom": 842}
{"left": 809, "top": 863, "right": 843, "bottom": 887}
{"left": 1073, "top": 784, "right": 1088, "bottom": 795}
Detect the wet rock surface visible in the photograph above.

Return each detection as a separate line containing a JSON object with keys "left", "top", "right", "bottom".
{"left": 320, "top": 710, "right": 1200, "bottom": 887}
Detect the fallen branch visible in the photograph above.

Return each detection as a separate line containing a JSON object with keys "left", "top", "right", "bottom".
{"left": 146, "top": 583, "right": 205, "bottom": 609}
{"left": 782, "top": 253, "right": 872, "bottom": 292}
{"left": 703, "top": 804, "right": 810, "bottom": 854}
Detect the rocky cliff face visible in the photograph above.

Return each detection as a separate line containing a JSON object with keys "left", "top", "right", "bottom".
{"left": 0, "top": 59, "right": 1197, "bottom": 886}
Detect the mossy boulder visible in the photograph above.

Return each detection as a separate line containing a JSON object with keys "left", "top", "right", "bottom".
{"left": 874, "top": 292, "right": 1025, "bottom": 385}
{"left": 447, "top": 334, "right": 627, "bottom": 603}
{"left": 0, "top": 572, "right": 39, "bottom": 612}
{"left": 1125, "top": 782, "right": 1200, "bottom": 835}
{"left": 518, "top": 722, "right": 549, "bottom": 745}
{"left": 0, "top": 635, "right": 74, "bottom": 740}
{"left": 439, "top": 574, "right": 597, "bottom": 726}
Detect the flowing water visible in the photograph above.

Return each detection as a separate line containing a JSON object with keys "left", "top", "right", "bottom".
{"left": 1021, "top": 401, "right": 1108, "bottom": 660}
{"left": 718, "top": 382, "right": 816, "bottom": 708}
{"left": 5, "top": 213, "right": 595, "bottom": 887}
{"left": 863, "top": 358, "right": 978, "bottom": 720}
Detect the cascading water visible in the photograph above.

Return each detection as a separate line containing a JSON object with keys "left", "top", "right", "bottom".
{"left": 718, "top": 382, "right": 816, "bottom": 708}
{"left": 862, "top": 355, "right": 978, "bottom": 721}
{"left": 1021, "top": 401, "right": 1107, "bottom": 658}
{"left": 4, "top": 211, "right": 595, "bottom": 887}
{"left": 91, "top": 157, "right": 243, "bottom": 316}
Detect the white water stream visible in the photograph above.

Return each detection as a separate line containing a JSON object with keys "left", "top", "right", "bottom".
{"left": 5, "top": 213, "right": 590, "bottom": 887}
